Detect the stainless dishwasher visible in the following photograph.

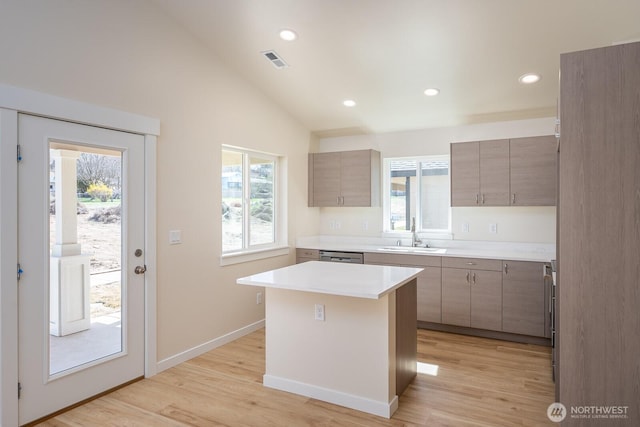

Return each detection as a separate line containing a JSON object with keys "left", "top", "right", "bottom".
{"left": 319, "top": 250, "right": 364, "bottom": 264}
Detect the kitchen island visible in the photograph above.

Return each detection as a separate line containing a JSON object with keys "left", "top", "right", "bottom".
{"left": 237, "top": 261, "right": 423, "bottom": 418}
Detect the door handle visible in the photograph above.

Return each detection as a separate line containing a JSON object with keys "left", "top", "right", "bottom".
{"left": 134, "top": 265, "right": 147, "bottom": 275}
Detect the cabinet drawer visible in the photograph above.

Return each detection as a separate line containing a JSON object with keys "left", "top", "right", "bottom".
{"left": 502, "top": 260, "right": 545, "bottom": 281}
{"left": 442, "top": 257, "right": 502, "bottom": 271}
{"left": 296, "top": 248, "right": 319, "bottom": 259}
{"left": 364, "top": 252, "right": 442, "bottom": 267}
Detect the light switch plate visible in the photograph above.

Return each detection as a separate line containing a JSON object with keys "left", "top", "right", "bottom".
{"left": 462, "top": 223, "right": 470, "bottom": 232}
{"left": 169, "top": 230, "right": 182, "bottom": 244}
{"left": 489, "top": 223, "right": 498, "bottom": 234}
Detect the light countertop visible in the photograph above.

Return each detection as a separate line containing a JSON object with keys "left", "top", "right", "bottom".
{"left": 237, "top": 261, "right": 423, "bottom": 299}
{"left": 296, "top": 236, "right": 555, "bottom": 263}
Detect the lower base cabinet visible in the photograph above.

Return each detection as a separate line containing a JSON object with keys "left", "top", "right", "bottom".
{"left": 364, "top": 252, "right": 442, "bottom": 324}
{"left": 295, "top": 248, "right": 319, "bottom": 264}
{"left": 335, "top": 250, "right": 549, "bottom": 340}
{"left": 502, "top": 260, "right": 546, "bottom": 337}
{"left": 442, "top": 266, "right": 502, "bottom": 331}
{"left": 417, "top": 267, "right": 442, "bottom": 323}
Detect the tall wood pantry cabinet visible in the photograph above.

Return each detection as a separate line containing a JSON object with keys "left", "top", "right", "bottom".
{"left": 558, "top": 41, "right": 640, "bottom": 423}
{"left": 308, "top": 149, "right": 380, "bottom": 207}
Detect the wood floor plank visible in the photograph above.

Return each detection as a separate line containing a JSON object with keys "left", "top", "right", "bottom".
{"left": 37, "top": 329, "right": 555, "bottom": 426}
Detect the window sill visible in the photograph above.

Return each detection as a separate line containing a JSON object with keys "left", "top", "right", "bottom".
{"left": 220, "top": 246, "right": 290, "bottom": 266}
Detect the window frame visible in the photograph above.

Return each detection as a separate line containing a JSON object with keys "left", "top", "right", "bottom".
{"left": 220, "top": 145, "right": 288, "bottom": 265}
{"left": 382, "top": 155, "right": 452, "bottom": 239}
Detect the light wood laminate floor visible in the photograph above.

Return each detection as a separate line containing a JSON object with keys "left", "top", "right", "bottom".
{"left": 38, "top": 329, "right": 555, "bottom": 426}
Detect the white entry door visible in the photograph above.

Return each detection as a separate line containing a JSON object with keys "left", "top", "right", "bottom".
{"left": 17, "top": 114, "right": 145, "bottom": 424}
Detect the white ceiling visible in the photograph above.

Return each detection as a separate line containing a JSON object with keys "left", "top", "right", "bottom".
{"left": 152, "top": 0, "right": 640, "bottom": 137}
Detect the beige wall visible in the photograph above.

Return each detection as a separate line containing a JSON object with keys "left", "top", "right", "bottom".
{"left": 315, "top": 117, "right": 557, "bottom": 243}
{"left": 0, "top": 0, "right": 319, "bottom": 361}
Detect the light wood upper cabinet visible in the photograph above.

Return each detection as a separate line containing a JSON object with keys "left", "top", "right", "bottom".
{"left": 480, "top": 140, "right": 510, "bottom": 206}
{"left": 450, "top": 136, "right": 556, "bottom": 206}
{"left": 308, "top": 149, "right": 380, "bottom": 207}
{"left": 509, "top": 136, "right": 557, "bottom": 206}
{"left": 450, "top": 142, "right": 480, "bottom": 206}
{"left": 451, "top": 140, "right": 510, "bottom": 207}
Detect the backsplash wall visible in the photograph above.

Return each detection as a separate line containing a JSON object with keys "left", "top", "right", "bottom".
{"left": 316, "top": 117, "right": 557, "bottom": 244}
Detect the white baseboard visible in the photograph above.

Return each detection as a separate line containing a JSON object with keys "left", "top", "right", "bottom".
{"left": 156, "top": 319, "right": 265, "bottom": 373}
{"left": 263, "top": 374, "right": 398, "bottom": 419}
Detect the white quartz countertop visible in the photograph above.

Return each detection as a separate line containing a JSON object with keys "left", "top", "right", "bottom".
{"left": 296, "top": 236, "right": 555, "bottom": 263}
{"left": 237, "top": 261, "right": 423, "bottom": 299}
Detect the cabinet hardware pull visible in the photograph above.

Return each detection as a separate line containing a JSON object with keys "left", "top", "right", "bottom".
{"left": 472, "top": 273, "right": 476, "bottom": 284}
{"left": 466, "top": 262, "right": 475, "bottom": 265}
{"left": 512, "top": 193, "right": 516, "bottom": 204}
{"left": 481, "top": 194, "right": 485, "bottom": 204}
{"left": 504, "top": 263, "right": 508, "bottom": 274}
{"left": 466, "top": 272, "right": 470, "bottom": 283}
{"left": 475, "top": 194, "right": 479, "bottom": 204}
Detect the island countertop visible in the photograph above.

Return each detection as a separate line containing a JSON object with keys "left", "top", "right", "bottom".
{"left": 237, "top": 261, "right": 423, "bottom": 300}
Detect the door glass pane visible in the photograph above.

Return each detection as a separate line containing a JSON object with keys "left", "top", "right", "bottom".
{"left": 49, "top": 143, "right": 123, "bottom": 376}
{"left": 222, "top": 150, "right": 244, "bottom": 252}
{"left": 249, "top": 156, "right": 274, "bottom": 246}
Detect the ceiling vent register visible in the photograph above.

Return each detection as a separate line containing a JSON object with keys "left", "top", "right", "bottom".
{"left": 262, "top": 50, "right": 289, "bottom": 69}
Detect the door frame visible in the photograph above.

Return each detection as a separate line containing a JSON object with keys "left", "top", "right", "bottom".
{"left": 0, "top": 83, "right": 159, "bottom": 426}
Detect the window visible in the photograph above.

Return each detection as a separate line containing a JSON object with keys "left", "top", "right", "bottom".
{"left": 222, "top": 146, "right": 284, "bottom": 259}
{"left": 384, "top": 156, "right": 450, "bottom": 234}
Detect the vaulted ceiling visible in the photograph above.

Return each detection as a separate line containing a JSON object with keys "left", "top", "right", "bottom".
{"left": 153, "top": 0, "right": 640, "bottom": 136}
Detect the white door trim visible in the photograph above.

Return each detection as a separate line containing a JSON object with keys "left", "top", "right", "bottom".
{"left": 0, "top": 108, "right": 19, "bottom": 427}
{"left": 0, "top": 84, "right": 160, "bottom": 135}
{"left": 0, "top": 84, "right": 159, "bottom": 426}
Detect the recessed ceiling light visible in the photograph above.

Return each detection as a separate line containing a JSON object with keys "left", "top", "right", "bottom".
{"left": 519, "top": 73, "right": 541, "bottom": 84}
{"left": 424, "top": 88, "right": 440, "bottom": 96}
{"left": 343, "top": 99, "right": 356, "bottom": 107}
{"left": 279, "top": 29, "right": 298, "bottom": 41}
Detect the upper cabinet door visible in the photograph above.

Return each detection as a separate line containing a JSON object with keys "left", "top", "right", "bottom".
{"left": 311, "top": 152, "right": 341, "bottom": 207}
{"left": 308, "top": 150, "right": 380, "bottom": 207}
{"left": 510, "top": 136, "right": 557, "bottom": 206}
{"left": 451, "top": 142, "right": 480, "bottom": 206}
{"left": 340, "top": 150, "right": 373, "bottom": 207}
{"left": 479, "top": 139, "right": 510, "bottom": 206}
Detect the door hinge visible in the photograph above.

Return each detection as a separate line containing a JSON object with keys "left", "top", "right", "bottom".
{"left": 17, "top": 263, "right": 23, "bottom": 281}
{"left": 18, "top": 382, "right": 22, "bottom": 399}
{"left": 17, "top": 144, "right": 22, "bottom": 162}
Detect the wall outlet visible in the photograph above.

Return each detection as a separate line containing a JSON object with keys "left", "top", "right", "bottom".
{"left": 256, "top": 291, "right": 263, "bottom": 305}
{"left": 462, "top": 223, "right": 470, "bottom": 232}
{"left": 314, "top": 304, "right": 325, "bottom": 321}
{"left": 362, "top": 221, "right": 369, "bottom": 231}
{"left": 489, "top": 223, "right": 498, "bottom": 234}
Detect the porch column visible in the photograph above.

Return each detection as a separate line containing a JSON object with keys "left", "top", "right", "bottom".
{"left": 50, "top": 149, "right": 91, "bottom": 336}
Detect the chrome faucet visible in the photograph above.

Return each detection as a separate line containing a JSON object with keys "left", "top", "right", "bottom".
{"left": 410, "top": 217, "right": 422, "bottom": 247}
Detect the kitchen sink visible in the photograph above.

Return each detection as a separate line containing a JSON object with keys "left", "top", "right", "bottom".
{"left": 378, "top": 246, "right": 446, "bottom": 254}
